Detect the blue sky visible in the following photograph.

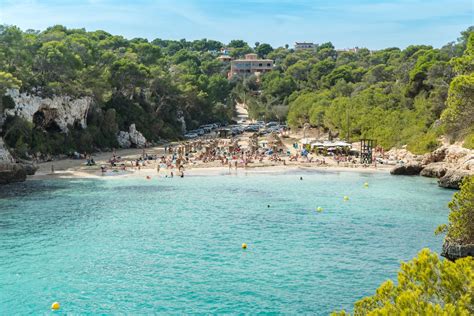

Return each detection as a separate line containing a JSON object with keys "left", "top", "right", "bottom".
{"left": 0, "top": 0, "right": 472, "bottom": 49}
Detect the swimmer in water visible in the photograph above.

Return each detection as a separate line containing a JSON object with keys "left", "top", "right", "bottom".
{"left": 300, "top": 176, "right": 303, "bottom": 180}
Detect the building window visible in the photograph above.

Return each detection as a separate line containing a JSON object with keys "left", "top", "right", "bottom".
{"left": 267, "top": 63, "right": 271, "bottom": 67}
{"left": 259, "top": 63, "right": 262, "bottom": 67}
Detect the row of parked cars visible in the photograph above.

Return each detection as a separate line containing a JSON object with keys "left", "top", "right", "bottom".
{"left": 184, "top": 123, "right": 222, "bottom": 139}
{"left": 232, "top": 121, "right": 287, "bottom": 136}
{"left": 184, "top": 121, "right": 288, "bottom": 139}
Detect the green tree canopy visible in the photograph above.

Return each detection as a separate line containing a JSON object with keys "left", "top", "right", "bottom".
{"left": 333, "top": 249, "right": 474, "bottom": 315}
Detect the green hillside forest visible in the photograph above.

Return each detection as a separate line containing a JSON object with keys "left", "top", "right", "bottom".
{"left": 0, "top": 25, "right": 473, "bottom": 157}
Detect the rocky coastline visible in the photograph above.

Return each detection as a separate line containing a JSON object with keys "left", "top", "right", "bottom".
{"left": 389, "top": 145, "right": 474, "bottom": 189}
{"left": 0, "top": 137, "right": 37, "bottom": 185}
{"left": 441, "top": 239, "right": 474, "bottom": 261}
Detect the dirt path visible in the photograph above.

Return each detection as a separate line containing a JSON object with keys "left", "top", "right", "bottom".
{"left": 234, "top": 102, "right": 249, "bottom": 122}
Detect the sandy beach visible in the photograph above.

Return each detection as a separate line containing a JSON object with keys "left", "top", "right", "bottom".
{"left": 30, "top": 144, "right": 391, "bottom": 181}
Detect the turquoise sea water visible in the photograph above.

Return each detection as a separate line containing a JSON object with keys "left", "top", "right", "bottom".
{"left": 0, "top": 170, "right": 454, "bottom": 314}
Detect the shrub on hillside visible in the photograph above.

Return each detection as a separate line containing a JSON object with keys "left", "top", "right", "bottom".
{"left": 406, "top": 131, "right": 440, "bottom": 154}
{"left": 332, "top": 249, "right": 473, "bottom": 315}
{"left": 436, "top": 176, "right": 474, "bottom": 244}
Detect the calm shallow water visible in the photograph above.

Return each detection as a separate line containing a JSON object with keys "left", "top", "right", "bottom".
{"left": 0, "top": 170, "right": 453, "bottom": 314}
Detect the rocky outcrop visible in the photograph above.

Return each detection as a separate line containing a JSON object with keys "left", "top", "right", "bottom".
{"left": 438, "top": 169, "right": 472, "bottom": 189}
{"left": 5, "top": 89, "right": 92, "bottom": 133}
{"left": 421, "top": 146, "right": 447, "bottom": 165}
{"left": 420, "top": 162, "right": 448, "bottom": 178}
{"left": 117, "top": 124, "right": 147, "bottom": 148}
{"left": 441, "top": 240, "right": 474, "bottom": 261}
{"left": 390, "top": 163, "right": 423, "bottom": 175}
{"left": 177, "top": 110, "right": 186, "bottom": 134}
{"left": 0, "top": 163, "right": 27, "bottom": 185}
{"left": 0, "top": 137, "right": 29, "bottom": 184}
{"left": 19, "top": 160, "right": 39, "bottom": 175}
{"left": 389, "top": 144, "right": 474, "bottom": 189}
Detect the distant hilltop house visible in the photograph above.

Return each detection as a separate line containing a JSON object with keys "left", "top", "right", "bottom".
{"left": 217, "top": 55, "right": 232, "bottom": 62}
{"left": 217, "top": 46, "right": 234, "bottom": 62}
{"left": 220, "top": 47, "right": 233, "bottom": 55}
{"left": 294, "top": 42, "right": 315, "bottom": 50}
{"left": 228, "top": 53, "right": 274, "bottom": 78}
{"left": 336, "top": 47, "right": 361, "bottom": 53}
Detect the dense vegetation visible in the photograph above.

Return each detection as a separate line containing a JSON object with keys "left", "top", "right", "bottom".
{"left": 436, "top": 176, "right": 474, "bottom": 244}
{"left": 240, "top": 28, "right": 473, "bottom": 152}
{"left": 0, "top": 25, "right": 236, "bottom": 156}
{"left": 0, "top": 25, "right": 472, "bottom": 157}
{"left": 332, "top": 248, "right": 473, "bottom": 315}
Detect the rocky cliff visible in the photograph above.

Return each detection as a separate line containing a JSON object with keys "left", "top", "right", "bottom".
{"left": 6, "top": 89, "right": 92, "bottom": 133}
{"left": 441, "top": 240, "right": 474, "bottom": 261}
{"left": 0, "top": 137, "right": 30, "bottom": 184}
{"left": 389, "top": 144, "right": 474, "bottom": 189}
{"left": 117, "top": 124, "right": 147, "bottom": 148}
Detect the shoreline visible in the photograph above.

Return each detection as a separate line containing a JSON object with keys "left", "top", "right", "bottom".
{"left": 29, "top": 153, "right": 391, "bottom": 181}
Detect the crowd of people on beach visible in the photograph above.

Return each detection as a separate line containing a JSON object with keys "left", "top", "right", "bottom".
{"left": 93, "top": 140, "right": 382, "bottom": 177}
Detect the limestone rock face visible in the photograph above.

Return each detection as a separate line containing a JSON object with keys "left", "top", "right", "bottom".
{"left": 0, "top": 137, "right": 28, "bottom": 184}
{"left": 460, "top": 154, "right": 474, "bottom": 171}
{"left": 421, "top": 146, "right": 447, "bottom": 165}
{"left": 420, "top": 162, "right": 448, "bottom": 178}
{"left": 5, "top": 89, "right": 92, "bottom": 133}
{"left": 0, "top": 137, "right": 12, "bottom": 162}
{"left": 390, "top": 163, "right": 423, "bottom": 175}
{"left": 117, "top": 131, "right": 132, "bottom": 148}
{"left": 177, "top": 111, "right": 186, "bottom": 134}
{"left": 116, "top": 124, "right": 147, "bottom": 148}
{"left": 438, "top": 169, "right": 472, "bottom": 189}
{"left": 441, "top": 240, "right": 474, "bottom": 261}
{"left": 20, "top": 160, "right": 39, "bottom": 175}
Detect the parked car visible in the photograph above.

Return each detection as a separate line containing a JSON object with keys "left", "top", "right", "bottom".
{"left": 196, "top": 129, "right": 205, "bottom": 136}
{"left": 184, "top": 133, "right": 198, "bottom": 139}
{"left": 244, "top": 125, "right": 259, "bottom": 132}
{"left": 266, "top": 121, "right": 279, "bottom": 127}
{"left": 267, "top": 126, "right": 281, "bottom": 133}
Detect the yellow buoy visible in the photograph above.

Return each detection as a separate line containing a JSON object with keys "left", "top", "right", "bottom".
{"left": 51, "top": 302, "right": 60, "bottom": 311}
{"left": 316, "top": 207, "right": 323, "bottom": 212}
{"left": 242, "top": 243, "right": 247, "bottom": 249}
{"left": 344, "top": 196, "right": 349, "bottom": 201}
{"left": 364, "top": 182, "right": 369, "bottom": 187}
